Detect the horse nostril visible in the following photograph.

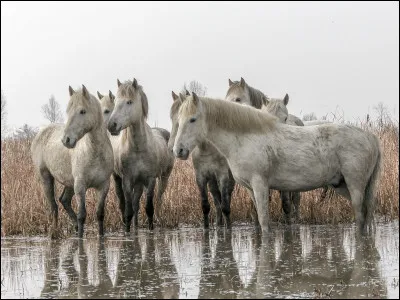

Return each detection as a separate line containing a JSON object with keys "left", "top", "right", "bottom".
{"left": 66, "top": 137, "right": 70, "bottom": 144}
{"left": 179, "top": 148, "right": 183, "bottom": 155}
{"left": 113, "top": 122, "right": 117, "bottom": 129}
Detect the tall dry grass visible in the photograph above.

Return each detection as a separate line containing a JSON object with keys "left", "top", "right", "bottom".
{"left": 1, "top": 121, "right": 398, "bottom": 236}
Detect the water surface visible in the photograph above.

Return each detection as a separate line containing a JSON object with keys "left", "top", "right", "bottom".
{"left": 1, "top": 221, "right": 398, "bottom": 298}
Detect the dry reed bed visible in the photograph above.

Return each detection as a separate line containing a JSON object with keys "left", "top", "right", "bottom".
{"left": 1, "top": 123, "right": 398, "bottom": 236}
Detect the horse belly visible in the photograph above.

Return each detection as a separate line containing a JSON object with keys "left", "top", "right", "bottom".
{"left": 48, "top": 162, "right": 74, "bottom": 187}
{"left": 43, "top": 149, "right": 74, "bottom": 187}
{"left": 270, "top": 167, "right": 338, "bottom": 192}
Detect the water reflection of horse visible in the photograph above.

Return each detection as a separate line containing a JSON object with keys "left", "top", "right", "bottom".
{"left": 113, "top": 233, "right": 180, "bottom": 298}
{"left": 197, "top": 229, "right": 242, "bottom": 298}
{"left": 40, "top": 239, "right": 113, "bottom": 298}
{"left": 253, "top": 226, "right": 386, "bottom": 298}
{"left": 40, "top": 235, "right": 179, "bottom": 299}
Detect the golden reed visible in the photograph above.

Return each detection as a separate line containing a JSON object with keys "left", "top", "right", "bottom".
{"left": 1, "top": 122, "right": 398, "bottom": 236}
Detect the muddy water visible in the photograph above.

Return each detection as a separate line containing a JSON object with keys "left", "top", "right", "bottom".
{"left": 1, "top": 221, "right": 398, "bottom": 299}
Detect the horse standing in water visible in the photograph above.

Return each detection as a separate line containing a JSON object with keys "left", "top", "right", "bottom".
{"left": 31, "top": 85, "right": 114, "bottom": 238}
{"left": 261, "top": 94, "right": 333, "bottom": 202}
{"left": 98, "top": 89, "right": 173, "bottom": 226}
{"left": 107, "top": 78, "right": 174, "bottom": 232}
{"left": 168, "top": 91, "right": 235, "bottom": 228}
{"left": 173, "top": 93, "right": 381, "bottom": 236}
{"left": 225, "top": 78, "right": 302, "bottom": 222}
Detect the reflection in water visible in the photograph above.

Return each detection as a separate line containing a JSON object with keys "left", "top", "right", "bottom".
{"left": 1, "top": 221, "right": 398, "bottom": 299}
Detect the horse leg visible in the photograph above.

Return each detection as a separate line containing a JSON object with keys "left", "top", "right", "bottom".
{"left": 40, "top": 168, "right": 58, "bottom": 239}
{"left": 113, "top": 173, "right": 125, "bottom": 222}
{"left": 252, "top": 178, "right": 270, "bottom": 236}
{"left": 291, "top": 192, "right": 301, "bottom": 223}
{"left": 145, "top": 178, "right": 156, "bottom": 230}
{"left": 219, "top": 177, "right": 234, "bottom": 228}
{"left": 280, "top": 191, "right": 292, "bottom": 224}
{"left": 208, "top": 178, "right": 223, "bottom": 226}
{"left": 74, "top": 180, "right": 87, "bottom": 238}
{"left": 346, "top": 181, "right": 367, "bottom": 236}
{"left": 122, "top": 177, "right": 134, "bottom": 233}
{"left": 245, "top": 187, "right": 260, "bottom": 229}
{"left": 59, "top": 186, "right": 78, "bottom": 232}
{"left": 155, "top": 165, "right": 172, "bottom": 223}
{"left": 132, "top": 183, "right": 144, "bottom": 229}
{"left": 95, "top": 179, "right": 110, "bottom": 237}
{"left": 196, "top": 175, "right": 210, "bottom": 229}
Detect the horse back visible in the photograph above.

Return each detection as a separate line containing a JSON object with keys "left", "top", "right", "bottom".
{"left": 31, "top": 124, "right": 74, "bottom": 186}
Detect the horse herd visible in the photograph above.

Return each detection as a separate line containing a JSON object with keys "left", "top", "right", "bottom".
{"left": 31, "top": 77, "right": 382, "bottom": 239}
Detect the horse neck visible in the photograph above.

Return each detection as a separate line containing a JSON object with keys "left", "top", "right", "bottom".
{"left": 202, "top": 124, "right": 236, "bottom": 160}
{"left": 196, "top": 140, "right": 215, "bottom": 155}
{"left": 85, "top": 123, "right": 109, "bottom": 148}
{"left": 124, "top": 117, "right": 150, "bottom": 151}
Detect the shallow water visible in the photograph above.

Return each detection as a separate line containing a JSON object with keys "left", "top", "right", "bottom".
{"left": 1, "top": 221, "right": 398, "bottom": 299}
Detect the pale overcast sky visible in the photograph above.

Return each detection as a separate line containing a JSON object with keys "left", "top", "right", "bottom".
{"left": 1, "top": 1, "right": 399, "bottom": 133}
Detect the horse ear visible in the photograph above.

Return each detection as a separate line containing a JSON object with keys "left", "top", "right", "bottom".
{"left": 82, "top": 84, "right": 89, "bottom": 100}
{"left": 186, "top": 90, "right": 190, "bottom": 96}
{"left": 109, "top": 90, "right": 115, "bottom": 102}
{"left": 228, "top": 78, "right": 234, "bottom": 86}
{"left": 283, "top": 94, "right": 289, "bottom": 106}
{"left": 132, "top": 78, "right": 138, "bottom": 89}
{"left": 97, "top": 91, "right": 103, "bottom": 99}
{"left": 69, "top": 86, "right": 75, "bottom": 97}
{"left": 240, "top": 77, "right": 246, "bottom": 87}
{"left": 172, "top": 91, "right": 179, "bottom": 101}
{"left": 117, "top": 79, "right": 122, "bottom": 87}
{"left": 192, "top": 92, "right": 199, "bottom": 105}
{"left": 178, "top": 93, "right": 186, "bottom": 102}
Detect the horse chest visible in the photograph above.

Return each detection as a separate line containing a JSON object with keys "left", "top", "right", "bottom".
{"left": 119, "top": 151, "right": 159, "bottom": 178}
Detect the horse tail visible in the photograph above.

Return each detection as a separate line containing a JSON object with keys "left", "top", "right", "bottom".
{"left": 363, "top": 136, "right": 382, "bottom": 229}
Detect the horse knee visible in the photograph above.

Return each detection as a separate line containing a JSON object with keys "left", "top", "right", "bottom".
{"left": 222, "top": 204, "right": 230, "bottom": 217}
{"left": 97, "top": 211, "right": 104, "bottom": 222}
{"left": 146, "top": 201, "right": 154, "bottom": 217}
{"left": 202, "top": 201, "right": 210, "bottom": 215}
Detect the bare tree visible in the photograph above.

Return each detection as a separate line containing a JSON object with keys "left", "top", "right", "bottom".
{"left": 302, "top": 112, "right": 317, "bottom": 121}
{"left": 41, "top": 95, "right": 64, "bottom": 123}
{"left": 13, "top": 124, "right": 38, "bottom": 140}
{"left": 1, "top": 90, "right": 7, "bottom": 136}
{"left": 181, "top": 80, "right": 207, "bottom": 97}
{"left": 373, "top": 102, "right": 390, "bottom": 128}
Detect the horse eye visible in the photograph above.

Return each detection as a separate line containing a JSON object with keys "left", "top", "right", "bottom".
{"left": 104, "top": 110, "right": 110, "bottom": 114}
{"left": 80, "top": 110, "right": 86, "bottom": 115}
{"left": 127, "top": 100, "right": 132, "bottom": 105}
{"left": 190, "top": 118, "right": 196, "bottom": 123}
{"left": 236, "top": 98, "right": 241, "bottom": 102}
{"left": 284, "top": 117, "right": 288, "bottom": 122}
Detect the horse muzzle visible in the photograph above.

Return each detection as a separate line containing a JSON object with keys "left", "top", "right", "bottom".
{"left": 62, "top": 136, "right": 77, "bottom": 149}
{"left": 174, "top": 147, "right": 189, "bottom": 160}
{"left": 108, "top": 121, "right": 121, "bottom": 136}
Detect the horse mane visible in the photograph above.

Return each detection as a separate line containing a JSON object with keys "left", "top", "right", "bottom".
{"left": 67, "top": 88, "right": 102, "bottom": 124}
{"left": 170, "top": 98, "right": 182, "bottom": 120}
{"left": 180, "top": 96, "right": 277, "bottom": 134}
{"left": 117, "top": 80, "right": 149, "bottom": 119}
{"left": 226, "top": 81, "right": 268, "bottom": 109}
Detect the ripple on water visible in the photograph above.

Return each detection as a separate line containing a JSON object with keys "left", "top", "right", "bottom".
{"left": 1, "top": 221, "right": 398, "bottom": 299}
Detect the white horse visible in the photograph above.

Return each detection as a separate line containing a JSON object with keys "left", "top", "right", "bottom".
{"left": 225, "top": 78, "right": 303, "bottom": 221}
{"left": 107, "top": 78, "right": 174, "bottom": 231}
{"left": 31, "top": 85, "right": 114, "bottom": 238}
{"left": 172, "top": 93, "right": 381, "bottom": 236}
